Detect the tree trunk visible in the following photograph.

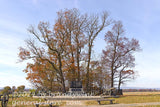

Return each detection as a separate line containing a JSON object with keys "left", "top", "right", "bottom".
{"left": 111, "top": 71, "right": 114, "bottom": 88}
{"left": 111, "top": 63, "right": 114, "bottom": 88}
{"left": 86, "top": 43, "right": 92, "bottom": 93}
{"left": 118, "top": 81, "right": 121, "bottom": 91}
{"left": 61, "top": 76, "right": 66, "bottom": 93}
{"left": 58, "top": 53, "right": 66, "bottom": 93}
{"left": 51, "top": 80, "right": 53, "bottom": 92}
{"left": 118, "top": 71, "right": 122, "bottom": 91}
{"left": 77, "top": 49, "right": 80, "bottom": 81}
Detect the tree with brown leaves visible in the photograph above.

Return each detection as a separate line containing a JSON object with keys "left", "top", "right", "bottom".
{"left": 102, "top": 21, "right": 141, "bottom": 89}
{"left": 19, "top": 21, "right": 67, "bottom": 93}
{"left": 54, "top": 9, "right": 88, "bottom": 82}
{"left": 18, "top": 9, "right": 111, "bottom": 93}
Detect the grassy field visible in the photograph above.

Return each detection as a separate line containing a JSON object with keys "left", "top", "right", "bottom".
{"left": 1, "top": 92, "right": 160, "bottom": 107}
{"left": 136, "top": 105, "right": 160, "bottom": 107}
{"left": 86, "top": 92, "right": 160, "bottom": 105}
{"left": 123, "top": 92, "right": 160, "bottom": 96}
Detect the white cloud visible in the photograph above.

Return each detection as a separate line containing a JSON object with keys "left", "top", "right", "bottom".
{"left": 0, "top": 32, "right": 27, "bottom": 67}
{"left": 0, "top": 32, "right": 31, "bottom": 88}
{"left": 0, "top": 70, "right": 31, "bottom": 88}
{"left": 0, "top": 18, "right": 27, "bottom": 35}
{"left": 124, "top": 49, "right": 160, "bottom": 88}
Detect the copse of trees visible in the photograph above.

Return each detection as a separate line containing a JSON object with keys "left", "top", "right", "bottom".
{"left": 0, "top": 85, "right": 26, "bottom": 94}
{"left": 12, "top": 86, "right": 16, "bottom": 93}
{"left": 18, "top": 8, "right": 140, "bottom": 93}
{"left": 1, "top": 86, "right": 11, "bottom": 94}
{"left": 17, "top": 85, "right": 25, "bottom": 92}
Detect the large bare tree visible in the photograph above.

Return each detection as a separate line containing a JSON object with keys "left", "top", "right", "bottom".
{"left": 102, "top": 21, "right": 141, "bottom": 89}
{"left": 85, "top": 12, "right": 110, "bottom": 92}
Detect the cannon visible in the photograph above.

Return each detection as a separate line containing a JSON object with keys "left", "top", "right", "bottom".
{"left": 0, "top": 93, "right": 9, "bottom": 107}
{"left": 101, "top": 88, "right": 123, "bottom": 97}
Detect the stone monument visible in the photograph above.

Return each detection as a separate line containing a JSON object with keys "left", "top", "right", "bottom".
{"left": 69, "top": 81, "right": 84, "bottom": 94}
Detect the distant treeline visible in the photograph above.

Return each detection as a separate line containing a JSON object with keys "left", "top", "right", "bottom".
{"left": 123, "top": 89, "right": 160, "bottom": 92}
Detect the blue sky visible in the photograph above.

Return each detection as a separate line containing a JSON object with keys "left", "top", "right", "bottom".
{"left": 0, "top": 0, "right": 160, "bottom": 88}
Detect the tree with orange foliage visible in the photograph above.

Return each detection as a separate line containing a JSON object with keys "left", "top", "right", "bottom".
{"left": 54, "top": 9, "right": 88, "bottom": 82}
{"left": 19, "top": 9, "right": 110, "bottom": 93}
{"left": 19, "top": 21, "right": 68, "bottom": 93}
{"left": 19, "top": 8, "right": 115, "bottom": 93}
{"left": 102, "top": 21, "right": 141, "bottom": 90}
{"left": 23, "top": 58, "right": 60, "bottom": 91}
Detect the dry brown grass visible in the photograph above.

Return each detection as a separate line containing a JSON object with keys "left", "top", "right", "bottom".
{"left": 86, "top": 92, "right": 160, "bottom": 105}
{"left": 123, "top": 92, "right": 160, "bottom": 96}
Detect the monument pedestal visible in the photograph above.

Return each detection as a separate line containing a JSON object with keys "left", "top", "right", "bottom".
{"left": 68, "top": 81, "right": 84, "bottom": 95}
{"left": 69, "top": 88, "right": 84, "bottom": 94}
